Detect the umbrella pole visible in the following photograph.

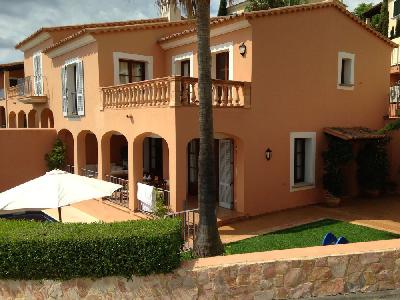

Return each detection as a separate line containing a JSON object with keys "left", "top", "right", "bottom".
{"left": 58, "top": 207, "right": 62, "bottom": 222}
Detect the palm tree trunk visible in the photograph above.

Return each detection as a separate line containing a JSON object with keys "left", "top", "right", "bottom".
{"left": 193, "top": 0, "right": 224, "bottom": 257}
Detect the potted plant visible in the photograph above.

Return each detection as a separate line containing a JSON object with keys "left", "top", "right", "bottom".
{"left": 322, "top": 136, "right": 353, "bottom": 206}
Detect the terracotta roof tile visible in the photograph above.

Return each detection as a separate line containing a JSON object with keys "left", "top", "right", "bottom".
{"left": 158, "top": 0, "right": 396, "bottom": 48}
{"left": 324, "top": 127, "right": 386, "bottom": 140}
{"left": 15, "top": 17, "right": 169, "bottom": 49}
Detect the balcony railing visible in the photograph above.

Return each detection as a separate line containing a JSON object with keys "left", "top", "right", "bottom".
{"left": 0, "top": 89, "right": 4, "bottom": 100}
{"left": 389, "top": 84, "right": 400, "bottom": 118}
{"left": 7, "top": 76, "right": 47, "bottom": 104}
{"left": 101, "top": 76, "right": 251, "bottom": 109}
{"left": 104, "top": 175, "right": 129, "bottom": 208}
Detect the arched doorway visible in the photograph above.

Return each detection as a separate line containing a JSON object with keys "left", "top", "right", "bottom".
{"left": 77, "top": 130, "right": 98, "bottom": 177}
{"left": 8, "top": 112, "right": 16, "bottom": 128}
{"left": 0, "top": 107, "right": 6, "bottom": 128}
{"left": 41, "top": 108, "right": 54, "bottom": 128}
{"left": 133, "top": 132, "right": 170, "bottom": 212}
{"left": 28, "top": 109, "right": 38, "bottom": 128}
{"left": 101, "top": 131, "right": 129, "bottom": 208}
{"left": 57, "top": 129, "right": 74, "bottom": 172}
{"left": 17, "top": 110, "right": 27, "bottom": 128}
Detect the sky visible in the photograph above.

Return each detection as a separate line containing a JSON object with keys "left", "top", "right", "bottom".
{"left": 0, "top": 0, "right": 379, "bottom": 64}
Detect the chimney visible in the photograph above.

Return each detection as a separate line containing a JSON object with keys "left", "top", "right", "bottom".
{"left": 161, "top": 1, "right": 181, "bottom": 22}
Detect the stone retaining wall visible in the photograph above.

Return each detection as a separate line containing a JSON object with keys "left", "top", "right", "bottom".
{"left": 1, "top": 241, "right": 400, "bottom": 299}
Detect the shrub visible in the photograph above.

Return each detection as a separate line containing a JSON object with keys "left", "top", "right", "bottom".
{"left": 0, "top": 218, "right": 182, "bottom": 280}
{"left": 357, "top": 138, "right": 390, "bottom": 191}
{"left": 45, "top": 138, "right": 66, "bottom": 170}
{"left": 153, "top": 191, "right": 169, "bottom": 218}
{"left": 322, "top": 136, "right": 353, "bottom": 197}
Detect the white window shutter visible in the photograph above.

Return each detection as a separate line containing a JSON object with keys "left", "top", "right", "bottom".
{"left": 33, "top": 53, "right": 43, "bottom": 96}
{"left": 61, "top": 66, "right": 68, "bottom": 117}
{"left": 76, "top": 60, "right": 85, "bottom": 116}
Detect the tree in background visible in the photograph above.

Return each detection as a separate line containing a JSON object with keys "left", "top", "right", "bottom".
{"left": 218, "top": 0, "right": 228, "bottom": 16}
{"left": 245, "top": 0, "right": 308, "bottom": 11}
{"left": 353, "top": 2, "right": 381, "bottom": 32}
{"left": 379, "top": 0, "right": 389, "bottom": 37}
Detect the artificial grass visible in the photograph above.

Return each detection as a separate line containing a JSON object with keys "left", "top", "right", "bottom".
{"left": 224, "top": 219, "right": 399, "bottom": 255}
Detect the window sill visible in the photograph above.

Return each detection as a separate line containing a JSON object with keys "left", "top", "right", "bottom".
{"left": 337, "top": 83, "right": 354, "bottom": 91}
{"left": 65, "top": 114, "right": 81, "bottom": 120}
{"left": 291, "top": 182, "right": 315, "bottom": 192}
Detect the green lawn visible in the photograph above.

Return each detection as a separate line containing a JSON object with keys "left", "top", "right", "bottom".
{"left": 182, "top": 219, "right": 399, "bottom": 260}
{"left": 224, "top": 219, "right": 399, "bottom": 255}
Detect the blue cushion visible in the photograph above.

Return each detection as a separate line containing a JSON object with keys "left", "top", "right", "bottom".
{"left": 322, "top": 232, "right": 337, "bottom": 246}
{"left": 336, "top": 236, "right": 349, "bottom": 244}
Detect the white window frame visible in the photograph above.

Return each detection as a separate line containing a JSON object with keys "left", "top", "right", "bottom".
{"left": 62, "top": 57, "right": 84, "bottom": 117}
{"left": 210, "top": 42, "right": 234, "bottom": 80}
{"left": 171, "top": 51, "right": 194, "bottom": 76}
{"left": 32, "top": 51, "right": 43, "bottom": 96}
{"left": 337, "top": 51, "right": 355, "bottom": 90}
{"left": 113, "top": 52, "right": 153, "bottom": 85}
{"left": 290, "top": 132, "right": 316, "bottom": 192}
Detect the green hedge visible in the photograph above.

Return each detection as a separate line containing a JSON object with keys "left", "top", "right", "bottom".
{"left": 0, "top": 218, "right": 182, "bottom": 280}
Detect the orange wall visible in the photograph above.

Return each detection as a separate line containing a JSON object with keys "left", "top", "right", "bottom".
{"left": 0, "top": 129, "right": 56, "bottom": 192}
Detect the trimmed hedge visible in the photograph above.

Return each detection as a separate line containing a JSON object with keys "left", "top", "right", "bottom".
{"left": 0, "top": 218, "right": 182, "bottom": 280}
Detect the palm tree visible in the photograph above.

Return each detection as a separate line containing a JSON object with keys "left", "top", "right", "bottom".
{"left": 157, "top": 0, "right": 224, "bottom": 257}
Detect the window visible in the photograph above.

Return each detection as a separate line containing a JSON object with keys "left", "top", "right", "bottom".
{"left": 118, "top": 60, "right": 145, "bottom": 84}
{"left": 171, "top": 52, "right": 193, "bottom": 76}
{"left": 113, "top": 52, "right": 153, "bottom": 85}
{"left": 394, "top": 0, "right": 400, "bottom": 18}
{"left": 337, "top": 52, "right": 355, "bottom": 90}
{"left": 61, "top": 59, "right": 84, "bottom": 117}
{"left": 33, "top": 52, "right": 43, "bottom": 96}
{"left": 290, "top": 132, "right": 316, "bottom": 191}
{"left": 210, "top": 42, "right": 233, "bottom": 80}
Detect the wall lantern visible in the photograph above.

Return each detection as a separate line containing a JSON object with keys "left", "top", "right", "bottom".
{"left": 265, "top": 148, "right": 272, "bottom": 161}
{"left": 239, "top": 42, "right": 247, "bottom": 57}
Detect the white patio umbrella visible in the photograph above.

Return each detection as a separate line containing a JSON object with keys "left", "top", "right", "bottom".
{"left": 0, "top": 169, "right": 122, "bottom": 221}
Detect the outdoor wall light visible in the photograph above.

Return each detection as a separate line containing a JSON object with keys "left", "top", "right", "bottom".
{"left": 265, "top": 148, "right": 272, "bottom": 161}
{"left": 239, "top": 42, "right": 247, "bottom": 57}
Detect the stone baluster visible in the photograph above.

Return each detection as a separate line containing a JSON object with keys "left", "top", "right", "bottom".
{"left": 190, "top": 81, "right": 197, "bottom": 104}
{"left": 234, "top": 85, "right": 241, "bottom": 106}
{"left": 227, "top": 85, "right": 233, "bottom": 106}
{"left": 213, "top": 84, "right": 220, "bottom": 106}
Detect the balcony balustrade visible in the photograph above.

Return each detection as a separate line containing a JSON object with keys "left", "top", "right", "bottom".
{"left": 101, "top": 76, "right": 251, "bottom": 109}
{"left": 389, "top": 84, "right": 400, "bottom": 118}
{"left": 7, "top": 76, "right": 48, "bottom": 104}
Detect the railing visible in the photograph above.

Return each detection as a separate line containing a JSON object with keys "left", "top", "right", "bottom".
{"left": 137, "top": 185, "right": 171, "bottom": 214}
{"left": 101, "top": 76, "right": 251, "bottom": 109}
{"left": 7, "top": 76, "right": 46, "bottom": 100}
{"left": 104, "top": 175, "right": 129, "bottom": 208}
{"left": 64, "top": 165, "right": 75, "bottom": 174}
{"left": 389, "top": 84, "right": 400, "bottom": 118}
{"left": 80, "top": 168, "right": 98, "bottom": 178}
{"left": 165, "top": 208, "right": 199, "bottom": 250}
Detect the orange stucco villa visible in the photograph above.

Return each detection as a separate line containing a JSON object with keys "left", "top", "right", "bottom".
{"left": 0, "top": 0, "right": 397, "bottom": 217}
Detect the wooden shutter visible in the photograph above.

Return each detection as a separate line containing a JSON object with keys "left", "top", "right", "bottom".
{"left": 76, "top": 60, "right": 85, "bottom": 116}
{"left": 33, "top": 53, "right": 43, "bottom": 96}
{"left": 61, "top": 66, "right": 68, "bottom": 116}
{"left": 218, "top": 139, "right": 234, "bottom": 209}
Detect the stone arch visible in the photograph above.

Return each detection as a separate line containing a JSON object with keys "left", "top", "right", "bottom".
{"left": 8, "top": 111, "right": 16, "bottom": 128}
{"left": 17, "top": 110, "right": 27, "bottom": 128}
{"left": 57, "top": 129, "right": 74, "bottom": 171}
{"left": 77, "top": 130, "right": 98, "bottom": 177}
{"left": 28, "top": 109, "right": 38, "bottom": 128}
{"left": 0, "top": 106, "right": 6, "bottom": 128}
{"left": 101, "top": 131, "right": 129, "bottom": 180}
{"left": 41, "top": 108, "right": 54, "bottom": 128}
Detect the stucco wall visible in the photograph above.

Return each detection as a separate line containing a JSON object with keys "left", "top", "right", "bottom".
{"left": 0, "top": 129, "right": 56, "bottom": 192}
{"left": 1, "top": 239, "right": 400, "bottom": 299}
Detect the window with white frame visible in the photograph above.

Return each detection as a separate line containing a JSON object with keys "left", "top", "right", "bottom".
{"left": 33, "top": 52, "right": 43, "bottom": 96}
{"left": 171, "top": 52, "right": 193, "bottom": 77}
{"left": 337, "top": 52, "right": 355, "bottom": 89}
{"left": 113, "top": 52, "right": 153, "bottom": 85}
{"left": 61, "top": 58, "right": 85, "bottom": 117}
{"left": 211, "top": 42, "right": 233, "bottom": 80}
{"left": 290, "top": 132, "right": 316, "bottom": 191}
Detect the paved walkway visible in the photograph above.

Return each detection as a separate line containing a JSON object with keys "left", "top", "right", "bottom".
{"left": 219, "top": 196, "right": 400, "bottom": 243}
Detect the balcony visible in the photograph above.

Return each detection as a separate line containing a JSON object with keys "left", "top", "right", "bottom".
{"left": 101, "top": 76, "right": 251, "bottom": 109}
{"left": 7, "top": 76, "right": 48, "bottom": 104}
